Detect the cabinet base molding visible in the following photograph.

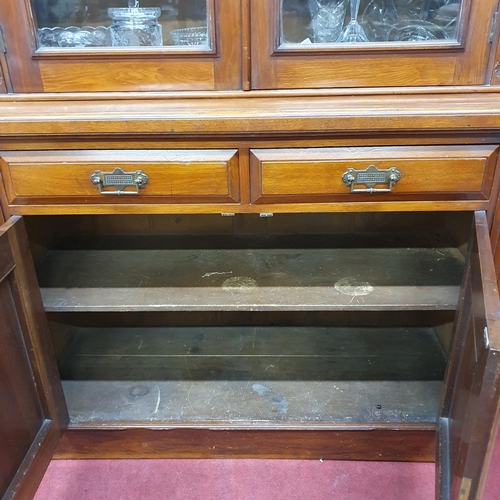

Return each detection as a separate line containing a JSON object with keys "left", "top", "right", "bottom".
{"left": 54, "top": 427, "right": 435, "bottom": 462}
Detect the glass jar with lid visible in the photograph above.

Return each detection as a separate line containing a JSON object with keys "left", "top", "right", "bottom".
{"left": 108, "top": 6, "right": 162, "bottom": 46}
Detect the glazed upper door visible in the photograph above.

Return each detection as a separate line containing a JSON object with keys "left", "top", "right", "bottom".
{"left": 0, "top": 0, "right": 241, "bottom": 92}
{"left": 0, "top": 216, "right": 67, "bottom": 499}
{"left": 437, "top": 211, "right": 500, "bottom": 500}
{"left": 251, "top": 0, "right": 498, "bottom": 88}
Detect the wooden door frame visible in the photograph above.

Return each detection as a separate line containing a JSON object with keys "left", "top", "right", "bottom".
{"left": 251, "top": 0, "right": 497, "bottom": 89}
{"left": 437, "top": 211, "right": 500, "bottom": 500}
{"left": 0, "top": 216, "right": 68, "bottom": 499}
{"left": 0, "top": 0, "right": 242, "bottom": 92}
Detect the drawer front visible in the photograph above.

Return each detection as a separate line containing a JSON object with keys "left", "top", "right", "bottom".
{"left": 250, "top": 146, "right": 499, "bottom": 204}
{"left": 0, "top": 150, "right": 240, "bottom": 205}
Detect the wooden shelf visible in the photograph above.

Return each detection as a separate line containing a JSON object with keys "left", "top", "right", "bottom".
{"left": 59, "top": 325, "right": 445, "bottom": 427}
{"left": 63, "top": 379, "right": 442, "bottom": 428}
{"left": 37, "top": 235, "right": 464, "bottom": 312}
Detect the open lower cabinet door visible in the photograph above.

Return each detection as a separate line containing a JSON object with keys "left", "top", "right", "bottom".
{"left": 438, "top": 211, "right": 500, "bottom": 500}
{"left": 0, "top": 216, "right": 67, "bottom": 500}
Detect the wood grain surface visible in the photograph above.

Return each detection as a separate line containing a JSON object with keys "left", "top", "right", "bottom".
{"left": 2, "top": 93, "right": 500, "bottom": 138}
{"left": 1, "top": 150, "right": 240, "bottom": 205}
{"left": 250, "top": 146, "right": 498, "bottom": 204}
{"left": 55, "top": 427, "right": 436, "bottom": 461}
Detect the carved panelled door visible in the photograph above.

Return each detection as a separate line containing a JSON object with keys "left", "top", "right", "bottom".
{"left": 0, "top": 217, "right": 67, "bottom": 499}
{"left": 437, "top": 211, "right": 500, "bottom": 500}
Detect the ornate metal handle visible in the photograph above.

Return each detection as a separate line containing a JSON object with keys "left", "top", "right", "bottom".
{"left": 90, "top": 168, "right": 148, "bottom": 195}
{"left": 342, "top": 165, "right": 401, "bottom": 193}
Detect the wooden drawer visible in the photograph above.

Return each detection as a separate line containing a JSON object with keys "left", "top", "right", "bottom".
{"left": 0, "top": 150, "right": 240, "bottom": 205}
{"left": 250, "top": 146, "right": 499, "bottom": 204}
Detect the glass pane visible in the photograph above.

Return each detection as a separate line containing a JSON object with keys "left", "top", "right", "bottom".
{"left": 281, "top": 0, "right": 461, "bottom": 44}
{"left": 32, "top": 0, "right": 210, "bottom": 49}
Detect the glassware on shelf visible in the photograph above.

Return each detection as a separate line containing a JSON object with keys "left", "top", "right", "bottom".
{"left": 308, "top": 0, "right": 347, "bottom": 43}
{"left": 37, "top": 26, "right": 111, "bottom": 48}
{"left": 31, "top": 1, "right": 212, "bottom": 49}
{"left": 340, "top": 0, "right": 369, "bottom": 42}
{"left": 108, "top": 1, "right": 162, "bottom": 47}
{"left": 392, "top": 0, "right": 427, "bottom": 21}
{"left": 360, "top": 0, "right": 399, "bottom": 41}
{"left": 388, "top": 20, "right": 447, "bottom": 40}
{"left": 362, "top": 0, "right": 460, "bottom": 43}
{"left": 431, "top": 2, "right": 459, "bottom": 39}
{"left": 170, "top": 26, "right": 208, "bottom": 46}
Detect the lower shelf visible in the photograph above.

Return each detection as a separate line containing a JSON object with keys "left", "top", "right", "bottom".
{"left": 55, "top": 324, "right": 444, "bottom": 461}
{"left": 58, "top": 325, "right": 445, "bottom": 427}
{"left": 63, "top": 379, "right": 442, "bottom": 427}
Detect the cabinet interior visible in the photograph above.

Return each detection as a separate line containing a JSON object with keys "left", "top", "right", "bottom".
{"left": 24, "top": 211, "right": 472, "bottom": 430}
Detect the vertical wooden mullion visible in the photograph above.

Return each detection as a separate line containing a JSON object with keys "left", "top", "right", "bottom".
{"left": 250, "top": 0, "right": 278, "bottom": 89}
{"left": 241, "top": 0, "right": 251, "bottom": 90}
{"left": 214, "top": 0, "right": 242, "bottom": 90}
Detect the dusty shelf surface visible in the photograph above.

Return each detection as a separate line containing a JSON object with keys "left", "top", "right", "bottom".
{"left": 63, "top": 379, "right": 443, "bottom": 427}
{"left": 37, "top": 234, "right": 464, "bottom": 311}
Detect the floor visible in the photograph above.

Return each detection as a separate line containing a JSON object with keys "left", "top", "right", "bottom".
{"left": 33, "top": 433, "right": 500, "bottom": 500}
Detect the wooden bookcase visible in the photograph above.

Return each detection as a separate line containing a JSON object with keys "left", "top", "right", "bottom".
{"left": 2, "top": 1, "right": 500, "bottom": 499}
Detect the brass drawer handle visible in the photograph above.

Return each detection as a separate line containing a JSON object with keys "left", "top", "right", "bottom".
{"left": 342, "top": 165, "right": 401, "bottom": 194}
{"left": 90, "top": 168, "right": 148, "bottom": 195}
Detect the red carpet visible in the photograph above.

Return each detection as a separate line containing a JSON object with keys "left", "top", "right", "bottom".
{"left": 34, "top": 434, "right": 500, "bottom": 500}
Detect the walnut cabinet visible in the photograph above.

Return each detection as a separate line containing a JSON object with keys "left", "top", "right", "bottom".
{"left": 2, "top": 142, "right": 500, "bottom": 500}
{"left": 2, "top": 1, "right": 500, "bottom": 500}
